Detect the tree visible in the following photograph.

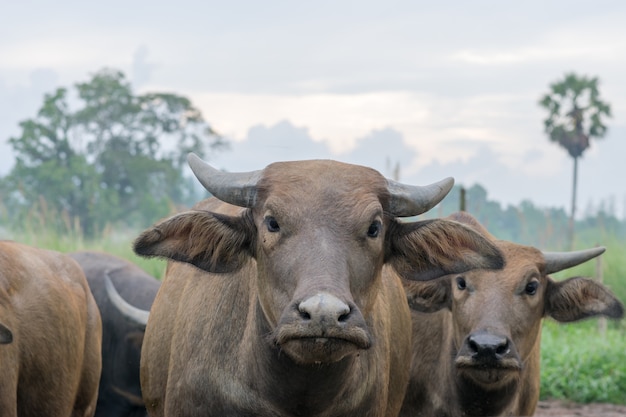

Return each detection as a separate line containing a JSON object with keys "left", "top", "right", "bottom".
{"left": 539, "top": 72, "right": 611, "bottom": 248}
{"left": 1, "top": 68, "right": 227, "bottom": 237}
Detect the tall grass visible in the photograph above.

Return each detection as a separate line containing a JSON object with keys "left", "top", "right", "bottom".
{"left": 1, "top": 222, "right": 166, "bottom": 279}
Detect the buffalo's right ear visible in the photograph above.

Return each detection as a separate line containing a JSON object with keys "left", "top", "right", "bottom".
{"left": 387, "top": 218, "right": 504, "bottom": 281}
{"left": 545, "top": 276, "right": 625, "bottom": 322}
{"left": 0, "top": 322, "right": 12, "bottom": 344}
{"left": 404, "top": 276, "right": 452, "bottom": 313}
{"left": 134, "top": 210, "right": 255, "bottom": 273}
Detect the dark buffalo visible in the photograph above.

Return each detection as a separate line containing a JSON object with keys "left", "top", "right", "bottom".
{"left": 0, "top": 241, "right": 102, "bottom": 417}
{"left": 133, "top": 155, "right": 505, "bottom": 417}
{"left": 401, "top": 212, "right": 625, "bottom": 417}
{"left": 69, "top": 251, "right": 161, "bottom": 417}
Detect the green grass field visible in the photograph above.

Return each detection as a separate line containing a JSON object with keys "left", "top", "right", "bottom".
{"left": 540, "top": 320, "right": 626, "bottom": 404}
{"left": 3, "top": 225, "right": 625, "bottom": 405}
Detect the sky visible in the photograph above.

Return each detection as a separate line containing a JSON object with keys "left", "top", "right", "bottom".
{"left": 1, "top": 0, "right": 625, "bottom": 218}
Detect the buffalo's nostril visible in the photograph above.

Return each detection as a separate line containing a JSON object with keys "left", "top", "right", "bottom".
{"left": 468, "top": 338, "right": 479, "bottom": 353}
{"left": 496, "top": 340, "right": 509, "bottom": 356}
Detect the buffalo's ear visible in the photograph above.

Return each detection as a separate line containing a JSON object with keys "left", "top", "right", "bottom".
{"left": 134, "top": 210, "right": 255, "bottom": 273}
{"left": 387, "top": 219, "right": 504, "bottom": 281}
{"left": 404, "top": 276, "right": 452, "bottom": 313}
{"left": 545, "top": 276, "right": 625, "bottom": 322}
{"left": 0, "top": 323, "right": 12, "bottom": 344}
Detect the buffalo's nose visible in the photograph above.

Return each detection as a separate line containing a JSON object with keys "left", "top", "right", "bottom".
{"left": 467, "top": 332, "right": 510, "bottom": 360}
{"left": 298, "top": 293, "right": 351, "bottom": 324}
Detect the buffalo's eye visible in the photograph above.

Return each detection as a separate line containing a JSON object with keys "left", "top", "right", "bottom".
{"left": 525, "top": 281, "right": 539, "bottom": 296}
{"left": 265, "top": 216, "right": 280, "bottom": 233}
{"left": 456, "top": 276, "right": 467, "bottom": 291}
{"left": 367, "top": 220, "right": 382, "bottom": 238}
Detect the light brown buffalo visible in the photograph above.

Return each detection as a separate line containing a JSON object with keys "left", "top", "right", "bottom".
{"left": 400, "top": 212, "right": 625, "bottom": 417}
{"left": 0, "top": 241, "right": 102, "bottom": 417}
{"left": 133, "top": 155, "right": 505, "bottom": 417}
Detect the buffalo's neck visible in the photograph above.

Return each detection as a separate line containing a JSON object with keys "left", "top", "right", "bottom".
{"left": 245, "top": 300, "right": 370, "bottom": 416}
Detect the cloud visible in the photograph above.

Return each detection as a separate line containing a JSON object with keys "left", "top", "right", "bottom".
{"left": 339, "top": 127, "right": 417, "bottom": 181}
{"left": 210, "top": 121, "right": 417, "bottom": 182}
{"left": 188, "top": 91, "right": 431, "bottom": 153}
{"left": 209, "top": 120, "right": 330, "bottom": 171}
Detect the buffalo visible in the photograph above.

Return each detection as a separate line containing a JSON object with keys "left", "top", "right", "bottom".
{"left": 400, "top": 212, "right": 625, "bottom": 417}
{"left": 133, "top": 155, "right": 505, "bottom": 417}
{"left": 70, "top": 251, "right": 161, "bottom": 417}
{"left": 0, "top": 241, "right": 102, "bottom": 417}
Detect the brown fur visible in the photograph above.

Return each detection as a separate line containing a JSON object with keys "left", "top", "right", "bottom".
{"left": 400, "top": 213, "right": 624, "bottom": 417}
{"left": 134, "top": 160, "right": 505, "bottom": 417}
{"left": 0, "top": 241, "right": 102, "bottom": 417}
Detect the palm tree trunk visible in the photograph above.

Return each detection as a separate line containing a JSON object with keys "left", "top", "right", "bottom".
{"left": 568, "top": 156, "right": 578, "bottom": 249}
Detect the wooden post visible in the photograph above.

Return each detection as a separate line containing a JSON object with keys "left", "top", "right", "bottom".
{"left": 460, "top": 187, "right": 466, "bottom": 212}
{"left": 596, "top": 246, "right": 606, "bottom": 335}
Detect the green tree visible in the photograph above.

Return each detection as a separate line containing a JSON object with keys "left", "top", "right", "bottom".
{"left": 1, "top": 68, "right": 226, "bottom": 237}
{"left": 539, "top": 72, "right": 611, "bottom": 248}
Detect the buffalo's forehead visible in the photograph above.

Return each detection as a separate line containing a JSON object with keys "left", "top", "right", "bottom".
{"left": 257, "top": 160, "right": 389, "bottom": 211}
{"left": 499, "top": 243, "right": 544, "bottom": 273}
{"left": 469, "top": 242, "right": 544, "bottom": 290}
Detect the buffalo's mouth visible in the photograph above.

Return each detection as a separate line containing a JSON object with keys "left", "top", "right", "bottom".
{"left": 455, "top": 356, "right": 522, "bottom": 386}
{"left": 274, "top": 327, "right": 372, "bottom": 365}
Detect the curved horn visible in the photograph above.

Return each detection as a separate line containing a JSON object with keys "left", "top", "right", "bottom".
{"left": 188, "top": 153, "right": 262, "bottom": 208}
{"left": 105, "top": 274, "right": 150, "bottom": 328}
{"left": 387, "top": 177, "right": 455, "bottom": 217}
{"left": 543, "top": 246, "right": 606, "bottom": 275}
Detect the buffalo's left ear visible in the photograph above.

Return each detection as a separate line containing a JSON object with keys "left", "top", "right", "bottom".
{"left": 0, "top": 323, "right": 12, "bottom": 344}
{"left": 134, "top": 209, "right": 255, "bottom": 273}
{"left": 546, "top": 277, "right": 625, "bottom": 322}
{"left": 387, "top": 218, "right": 504, "bottom": 281}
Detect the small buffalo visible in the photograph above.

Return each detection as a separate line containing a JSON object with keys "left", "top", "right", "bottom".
{"left": 400, "top": 212, "right": 624, "bottom": 417}
{"left": 0, "top": 241, "right": 102, "bottom": 417}
{"left": 70, "top": 251, "right": 161, "bottom": 417}
{"left": 133, "top": 155, "right": 505, "bottom": 417}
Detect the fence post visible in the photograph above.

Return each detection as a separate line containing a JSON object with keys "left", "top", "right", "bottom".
{"left": 596, "top": 245, "right": 606, "bottom": 335}
{"left": 459, "top": 187, "right": 466, "bottom": 212}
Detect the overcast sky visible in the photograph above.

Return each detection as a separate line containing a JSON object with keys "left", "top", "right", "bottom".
{"left": 2, "top": 1, "right": 625, "bottom": 217}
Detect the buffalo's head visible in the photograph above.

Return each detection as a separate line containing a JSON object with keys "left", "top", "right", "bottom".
{"left": 135, "top": 155, "right": 505, "bottom": 365}
{"left": 406, "top": 217, "right": 624, "bottom": 388}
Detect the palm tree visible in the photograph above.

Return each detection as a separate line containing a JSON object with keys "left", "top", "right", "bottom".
{"left": 539, "top": 73, "right": 611, "bottom": 248}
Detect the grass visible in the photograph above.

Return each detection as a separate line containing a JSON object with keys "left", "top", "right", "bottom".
{"left": 540, "top": 320, "right": 626, "bottom": 404}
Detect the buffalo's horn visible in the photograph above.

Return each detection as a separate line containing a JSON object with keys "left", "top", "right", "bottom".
{"left": 104, "top": 274, "right": 150, "bottom": 328}
{"left": 387, "top": 177, "right": 455, "bottom": 217}
{"left": 543, "top": 246, "right": 606, "bottom": 275}
{"left": 188, "top": 153, "right": 262, "bottom": 208}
